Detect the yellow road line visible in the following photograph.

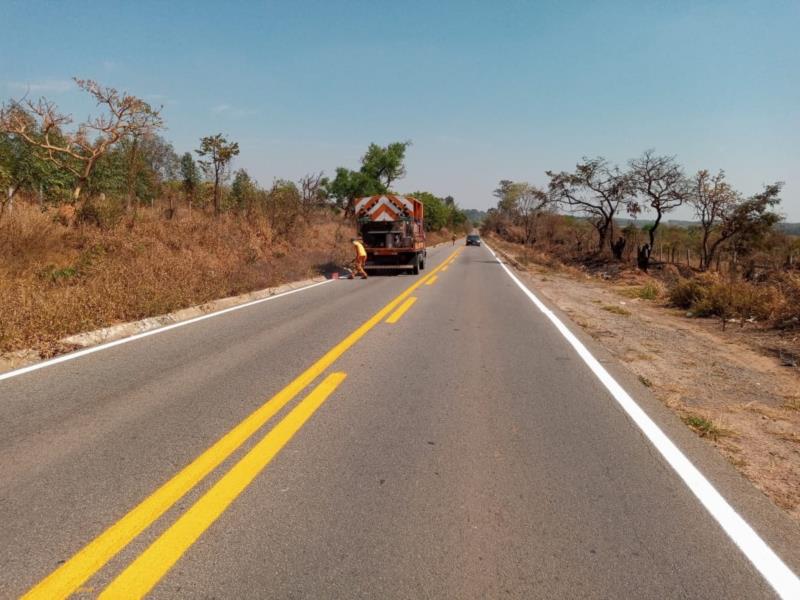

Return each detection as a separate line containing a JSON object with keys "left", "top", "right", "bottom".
{"left": 23, "top": 247, "right": 459, "bottom": 600}
{"left": 441, "top": 265, "right": 449, "bottom": 271}
{"left": 99, "top": 372, "right": 348, "bottom": 600}
{"left": 385, "top": 296, "right": 417, "bottom": 323}
{"left": 425, "top": 275, "right": 439, "bottom": 286}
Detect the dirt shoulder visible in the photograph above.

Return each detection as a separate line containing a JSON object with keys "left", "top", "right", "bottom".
{"left": 489, "top": 237, "right": 800, "bottom": 523}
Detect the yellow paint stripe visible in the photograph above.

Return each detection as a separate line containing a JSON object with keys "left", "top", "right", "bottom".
{"left": 441, "top": 265, "right": 449, "bottom": 271}
{"left": 23, "top": 247, "right": 459, "bottom": 600}
{"left": 425, "top": 275, "right": 439, "bottom": 286}
{"left": 100, "top": 372, "right": 348, "bottom": 600}
{"left": 385, "top": 296, "right": 417, "bottom": 323}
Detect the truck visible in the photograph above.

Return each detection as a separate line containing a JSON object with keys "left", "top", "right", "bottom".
{"left": 354, "top": 194, "right": 427, "bottom": 274}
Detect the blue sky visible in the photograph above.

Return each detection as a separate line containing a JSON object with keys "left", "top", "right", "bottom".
{"left": 2, "top": 0, "right": 798, "bottom": 218}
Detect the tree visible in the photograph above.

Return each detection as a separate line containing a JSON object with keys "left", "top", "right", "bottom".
{"left": 628, "top": 151, "right": 687, "bottom": 270}
{"left": 180, "top": 152, "right": 200, "bottom": 210}
{"left": 231, "top": 168, "right": 257, "bottom": 213}
{"left": 265, "top": 179, "right": 302, "bottom": 238}
{"left": 688, "top": 170, "right": 739, "bottom": 270}
{"left": 409, "top": 190, "right": 468, "bottom": 232}
{"left": 412, "top": 191, "right": 449, "bottom": 231}
{"left": 708, "top": 183, "right": 783, "bottom": 269}
{"left": 493, "top": 180, "right": 515, "bottom": 201}
{"left": 0, "top": 130, "right": 73, "bottom": 216}
{"left": 298, "top": 172, "right": 329, "bottom": 216}
{"left": 328, "top": 167, "right": 383, "bottom": 215}
{"left": 360, "top": 141, "right": 411, "bottom": 189}
{"left": 329, "top": 141, "right": 411, "bottom": 215}
{"left": 514, "top": 184, "right": 550, "bottom": 246}
{"left": 0, "top": 78, "right": 163, "bottom": 202}
{"left": 547, "top": 157, "right": 631, "bottom": 256}
{"left": 196, "top": 134, "right": 239, "bottom": 215}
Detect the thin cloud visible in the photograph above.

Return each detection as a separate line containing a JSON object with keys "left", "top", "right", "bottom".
{"left": 146, "top": 94, "right": 178, "bottom": 106}
{"left": 212, "top": 103, "right": 256, "bottom": 118}
{"left": 7, "top": 79, "right": 74, "bottom": 94}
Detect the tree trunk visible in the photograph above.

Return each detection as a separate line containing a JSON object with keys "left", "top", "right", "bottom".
{"left": 596, "top": 221, "right": 608, "bottom": 254}
{"left": 700, "top": 228, "right": 711, "bottom": 270}
{"left": 213, "top": 169, "right": 221, "bottom": 215}
{"left": 637, "top": 244, "right": 651, "bottom": 271}
{"left": 126, "top": 137, "right": 140, "bottom": 213}
{"left": 648, "top": 212, "right": 662, "bottom": 248}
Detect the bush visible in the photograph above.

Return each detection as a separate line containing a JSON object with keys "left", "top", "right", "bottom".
{"left": 669, "top": 278, "right": 707, "bottom": 309}
{"left": 669, "top": 274, "right": 780, "bottom": 323}
{"left": 638, "top": 281, "right": 662, "bottom": 300}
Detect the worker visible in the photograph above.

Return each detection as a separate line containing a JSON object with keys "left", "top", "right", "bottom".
{"left": 451, "top": 234, "right": 456, "bottom": 246}
{"left": 351, "top": 238, "right": 368, "bottom": 279}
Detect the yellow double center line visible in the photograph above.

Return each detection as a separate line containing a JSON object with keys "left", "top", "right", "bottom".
{"left": 24, "top": 247, "right": 460, "bottom": 600}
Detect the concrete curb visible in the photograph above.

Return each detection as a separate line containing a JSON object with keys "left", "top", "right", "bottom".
{"left": 0, "top": 275, "right": 328, "bottom": 374}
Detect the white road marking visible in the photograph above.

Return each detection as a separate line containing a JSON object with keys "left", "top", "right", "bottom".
{"left": 485, "top": 243, "right": 800, "bottom": 600}
{"left": 0, "top": 280, "right": 333, "bottom": 382}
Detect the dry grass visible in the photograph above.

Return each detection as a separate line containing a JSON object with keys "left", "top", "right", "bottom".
{"left": 601, "top": 304, "right": 631, "bottom": 316}
{"left": 0, "top": 204, "right": 351, "bottom": 355}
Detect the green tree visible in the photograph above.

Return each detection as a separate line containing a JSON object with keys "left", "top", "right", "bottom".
{"left": 265, "top": 179, "right": 302, "bottom": 237}
{"left": 410, "top": 190, "right": 468, "bottom": 232}
{"left": 196, "top": 134, "right": 239, "bottom": 215}
{"left": 0, "top": 78, "right": 163, "bottom": 201}
{"left": 360, "top": 141, "right": 411, "bottom": 189}
{"left": 328, "top": 167, "right": 384, "bottom": 214}
{"left": 231, "top": 168, "right": 257, "bottom": 213}
{"left": 0, "top": 130, "right": 73, "bottom": 215}
{"left": 329, "top": 141, "right": 412, "bottom": 215}
{"left": 180, "top": 152, "right": 200, "bottom": 209}
{"left": 716, "top": 183, "right": 783, "bottom": 264}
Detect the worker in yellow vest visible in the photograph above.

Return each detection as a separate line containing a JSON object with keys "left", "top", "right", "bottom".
{"left": 351, "top": 238, "right": 368, "bottom": 279}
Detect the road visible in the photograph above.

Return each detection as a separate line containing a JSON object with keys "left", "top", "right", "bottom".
{"left": 1, "top": 243, "right": 799, "bottom": 599}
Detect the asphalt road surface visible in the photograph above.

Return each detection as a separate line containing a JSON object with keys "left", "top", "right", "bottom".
{"left": 2, "top": 243, "right": 799, "bottom": 599}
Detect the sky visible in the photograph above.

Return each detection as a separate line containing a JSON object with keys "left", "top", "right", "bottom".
{"left": 1, "top": 0, "right": 798, "bottom": 219}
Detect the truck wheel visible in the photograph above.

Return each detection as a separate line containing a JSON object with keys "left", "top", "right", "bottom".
{"left": 412, "top": 254, "right": 420, "bottom": 275}
{"left": 420, "top": 255, "right": 426, "bottom": 270}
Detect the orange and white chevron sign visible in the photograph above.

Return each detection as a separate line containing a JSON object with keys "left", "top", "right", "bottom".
{"left": 355, "top": 195, "right": 416, "bottom": 221}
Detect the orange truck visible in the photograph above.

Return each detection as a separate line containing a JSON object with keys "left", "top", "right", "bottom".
{"left": 354, "top": 195, "right": 427, "bottom": 274}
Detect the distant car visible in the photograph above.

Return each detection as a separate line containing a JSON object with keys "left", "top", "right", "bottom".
{"left": 466, "top": 234, "right": 481, "bottom": 246}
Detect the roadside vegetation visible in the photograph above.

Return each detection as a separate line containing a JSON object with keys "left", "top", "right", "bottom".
{"left": 482, "top": 153, "right": 800, "bottom": 337}
{"left": 0, "top": 78, "right": 470, "bottom": 355}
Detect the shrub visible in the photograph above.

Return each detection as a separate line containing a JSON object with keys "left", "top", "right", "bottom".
{"left": 669, "top": 278, "right": 707, "bottom": 309}
{"left": 638, "top": 281, "right": 661, "bottom": 300}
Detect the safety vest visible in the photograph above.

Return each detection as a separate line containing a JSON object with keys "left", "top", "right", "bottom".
{"left": 353, "top": 241, "right": 367, "bottom": 258}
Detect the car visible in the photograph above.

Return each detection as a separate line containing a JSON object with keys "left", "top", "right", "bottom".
{"left": 466, "top": 234, "right": 481, "bottom": 246}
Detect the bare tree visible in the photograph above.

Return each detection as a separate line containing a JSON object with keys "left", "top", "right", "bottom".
{"left": 628, "top": 150, "right": 687, "bottom": 269}
{"left": 547, "top": 157, "right": 631, "bottom": 256}
{"left": 196, "top": 134, "right": 239, "bottom": 215}
{"left": 0, "top": 78, "right": 163, "bottom": 202}
{"left": 298, "top": 172, "right": 329, "bottom": 217}
{"left": 688, "top": 170, "right": 738, "bottom": 270}
{"left": 514, "top": 184, "right": 550, "bottom": 246}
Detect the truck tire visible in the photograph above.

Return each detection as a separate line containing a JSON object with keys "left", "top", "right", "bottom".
{"left": 412, "top": 253, "right": 420, "bottom": 275}
{"left": 420, "top": 254, "right": 426, "bottom": 270}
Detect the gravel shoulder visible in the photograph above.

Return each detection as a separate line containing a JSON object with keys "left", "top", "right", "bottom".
{"left": 491, "top": 238, "right": 800, "bottom": 523}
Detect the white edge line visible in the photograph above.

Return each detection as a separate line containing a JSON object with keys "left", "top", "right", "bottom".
{"left": 0, "top": 279, "right": 334, "bottom": 382}
{"left": 484, "top": 243, "right": 800, "bottom": 600}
